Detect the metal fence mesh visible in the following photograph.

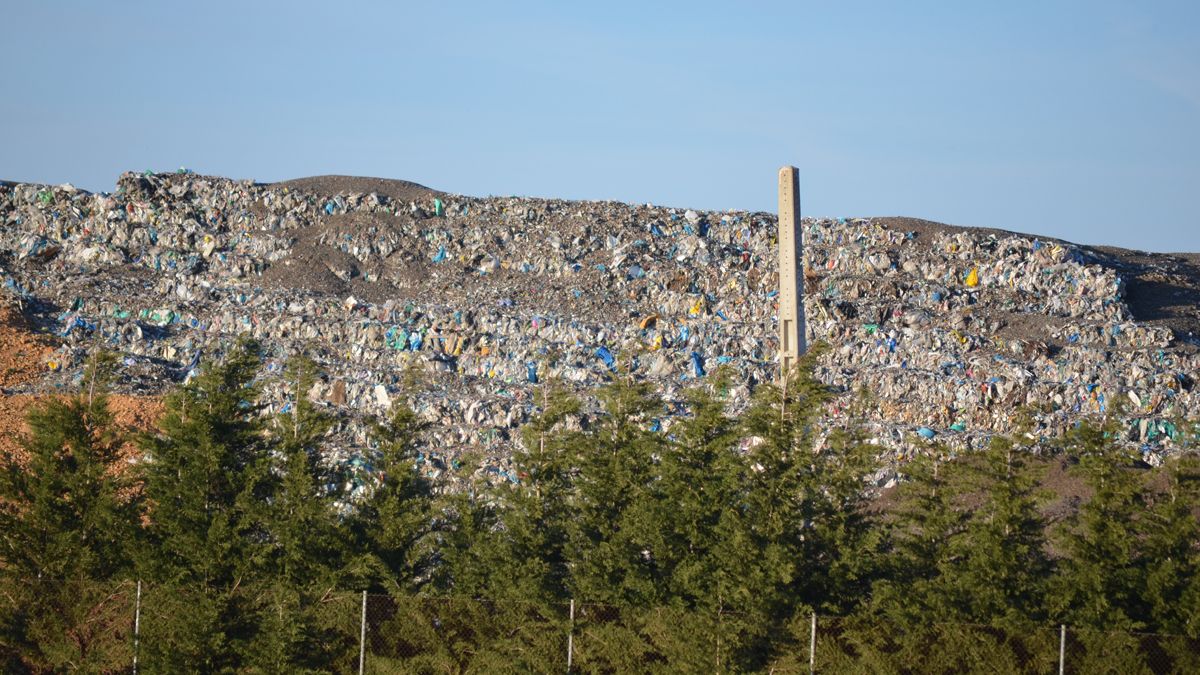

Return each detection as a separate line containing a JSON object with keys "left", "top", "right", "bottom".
{"left": 355, "top": 594, "right": 567, "bottom": 674}
{"left": 5, "top": 582, "right": 1200, "bottom": 673}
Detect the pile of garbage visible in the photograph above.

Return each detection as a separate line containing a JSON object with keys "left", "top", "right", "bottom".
{"left": 1, "top": 171, "right": 1195, "bottom": 491}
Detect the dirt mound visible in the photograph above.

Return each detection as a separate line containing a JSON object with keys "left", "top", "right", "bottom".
{"left": 874, "top": 216, "right": 1200, "bottom": 342}
{"left": 272, "top": 175, "right": 442, "bottom": 202}
{"left": 872, "top": 216, "right": 1057, "bottom": 246}
{"left": 0, "top": 395, "right": 163, "bottom": 463}
{"left": 0, "top": 303, "right": 162, "bottom": 462}
{"left": 1086, "top": 247, "right": 1200, "bottom": 343}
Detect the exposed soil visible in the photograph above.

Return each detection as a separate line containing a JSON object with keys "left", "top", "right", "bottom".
{"left": 1087, "top": 247, "right": 1200, "bottom": 343}
{"left": 0, "top": 303, "right": 162, "bottom": 464}
{"left": 0, "top": 303, "right": 56, "bottom": 388}
{"left": 271, "top": 175, "right": 442, "bottom": 203}
{"left": 0, "top": 395, "right": 163, "bottom": 464}
{"left": 874, "top": 216, "right": 1200, "bottom": 343}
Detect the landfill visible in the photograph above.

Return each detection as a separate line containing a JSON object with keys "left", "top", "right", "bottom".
{"left": 1, "top": 171, "right": 1197, "bottom": 491}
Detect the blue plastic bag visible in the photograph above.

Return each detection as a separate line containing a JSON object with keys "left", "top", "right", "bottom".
{"left": 595, "top": 346, "right": 616, "bottom": 370}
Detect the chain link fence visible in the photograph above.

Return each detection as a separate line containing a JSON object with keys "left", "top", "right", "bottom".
{"left": 5, "top": 582, "right": 1199, "bottom": 673}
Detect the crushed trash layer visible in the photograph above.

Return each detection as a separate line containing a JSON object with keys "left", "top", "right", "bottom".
{"left": 1, "top": 172, "right": 1196, "bottom": 490}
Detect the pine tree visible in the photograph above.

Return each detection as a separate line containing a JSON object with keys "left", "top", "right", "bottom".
{"left": 268, "top": 355, "right": 343, "bottom": 584}
{"left": 0, "top": 351, "right": 140, "bottom": 672}
{"left": 655, "top": 372, "right": 742, "bottom": 609}
{"left": 940, "top": 436, "right": 1052, "bottom": 628}
{"left": 565, "top": 373, "right": 665, "bottom": 606}
{"left": 734, "top": 345, "right": 834, "bottom": 615}
{"left": 252, "top": 354, "right": 359, "bottom": 672}
{"left": 872, "top": 435, "right": 1052, "bottom": 626}
{"left": 441, "top": 381, "right": 581, "bottom": 602}
{"left": 731, "top": 344, "right": 885, "bottom": 668}
{"left": 1049, "top": 420, "right": 1148, "bottom": 630}
{"left": 868, "top": 449, "right": 967, "bottom": 624}
{"left": 1141, "top": 452, "right": 1200, "bottom": 637}
{"left": 647, "top": 371, "right": 758, "bottom": 670}
{"left": 135, "top": 337, "right": 273, "bottom": 672}
{"left": 352, "top": 397, "right": 433, "bottom": 590}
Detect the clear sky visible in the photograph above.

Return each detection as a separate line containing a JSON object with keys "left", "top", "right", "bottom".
{"left": 2, "top": 1, "right": 1197, "bottom": 252}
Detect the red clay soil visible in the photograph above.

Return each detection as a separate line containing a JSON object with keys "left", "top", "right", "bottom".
{"left": 0, "top": 304, "right": 55, "bottom": 389}
{"left": 0, "top": 304, "right": 162, "bottom": 463}
{"left": 0, "top": 395, "right": 164, "bottom": 464}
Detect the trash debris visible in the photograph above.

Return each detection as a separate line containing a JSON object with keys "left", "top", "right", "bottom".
{"left": 0, "top": 172, "right": 1197, "bottom": 490}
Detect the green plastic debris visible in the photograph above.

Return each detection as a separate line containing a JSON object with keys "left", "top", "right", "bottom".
{"left": 138, "top": 308, "right": 176, "bottom": 326}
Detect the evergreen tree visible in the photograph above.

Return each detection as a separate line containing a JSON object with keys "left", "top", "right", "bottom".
{"left": 267, "top": 355, "right": 344, "bottom": 585}
{"left": 0, "top": 351, "right": 140, "bottom": 672}
{"left": 439, "top": 382, "right": 582, "bottom": 601}
{"left": 732, "top": 345, "right": 884, "bottom": 667}
{"left": 565, "top": 373, "right": 665, "bottom": 606}
{"left": 252, "top": 354, "right": 359, "bottom": 672}
{"left": 1141, "top": 452, "right": 1200, "bottom": 637}
{"left": 352, "top": 397, "right": 433, "bottom": 590}
{"left": 939, "top": 436, "right": 1052, "bottom": 627}
{"left": 654, "top": 372, "right": 742, "bottom": 610}
{"left": 1049, "top": 420, "right": 1148, "bottom": 629}
{"left": 733, "top": 346, "right": 836, "bottom": 617}
{"left": 868, "top": 449, "right": 966, "bottom": 623}
{"left": 872, "top": 436, "right": 1051, "bottom": 627}
{"left": 793, "top": 424, "right": 885, "bottom": 616}
{"left": 135, "top": 338, "right": 273, "bottom": 672}
{"left": 646, "top": 371, "right": 761, "bottom": 670}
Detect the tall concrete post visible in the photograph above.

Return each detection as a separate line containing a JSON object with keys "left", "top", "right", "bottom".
{"left": 778, "top": 166, "right": 807, "bottom": 379}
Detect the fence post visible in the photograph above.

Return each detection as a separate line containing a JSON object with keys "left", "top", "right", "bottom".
{"left": 132, "top": 580, "right": 142, "bottom": 675}
{"left": 1059, "top": 624, "right": 1066, "bottom": 675}
{"left": 359, "top": 591, "right": 368, "bottom": 675}
{"left": 809, "top": 612, "right": 817, "bottom": 675}
{"left": 567, "top": 599, "right": 575, "bottom": 673}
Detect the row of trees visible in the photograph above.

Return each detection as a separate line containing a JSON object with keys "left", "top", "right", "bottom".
{"left": 1, "top": 340, "right": 1198, "bottom": 672}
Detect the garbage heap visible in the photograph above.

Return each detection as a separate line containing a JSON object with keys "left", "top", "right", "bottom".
{"left": 1, "top": 172, "right": 1195, "bottom": 491}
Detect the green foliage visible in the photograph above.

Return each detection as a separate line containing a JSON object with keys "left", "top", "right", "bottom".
{"left": 564, "top": 375, "right": 666, "bottom": 607}
{"left": 1140, "top": 453, "right": 1200, "bottom": 638}
{"left": 869, "top": 450, "right": 966, "bottom": 623}
{"left": 4, "top": 337, "right": 1200, "bottom": 671}
{"left": 1049, "top": 420, "right": 1150, "bottom": 629}
{"left": 653, "top": 374, "right": 743, "bottom": 611}
{"left": 437, "top": 382, "right": 582, "bottom": 602}
{"left": 353, "top": 398, "right": 434, "bottom": 591}
{"left": 724, "top": 345, "right": 884, "bottom": 666}
{"left": 251, "top": 354, "right": 362, "bottom": 672}
{"left": 367, "top": 595, "right": 565, "bottom": 674}
{"left": 875, "top": 436, "right": 1052, "bottom": 629}
{"left": 425, "top": 344, "right": 887, "bottom": 670}
{"left": 811, "top": 616, "right": 1060, "bottom": 675}
{"left": 945, "top": 437, "right": 1052, "bottom": 628}
{"left": 0, "top": 351, "right": 140, "bottom": 672}
{"left": 135, "top": 337, "right": 274, "bottom": 670}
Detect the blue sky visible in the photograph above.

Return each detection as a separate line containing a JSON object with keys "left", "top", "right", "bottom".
{"left": 2, "top": 1, "right": 1197, "bottom": 251}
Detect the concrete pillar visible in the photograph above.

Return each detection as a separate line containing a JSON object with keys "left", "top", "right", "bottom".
{"left": 778, "top": 166, "right": 807, "bottom": 379}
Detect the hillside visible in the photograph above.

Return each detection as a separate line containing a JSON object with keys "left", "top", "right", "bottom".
{"left": 1, "top": 172, "right": 1196, "bottom": 488}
